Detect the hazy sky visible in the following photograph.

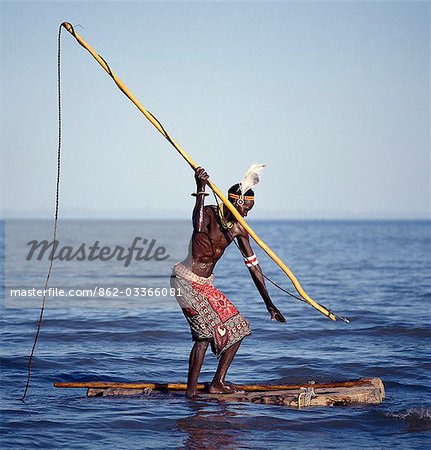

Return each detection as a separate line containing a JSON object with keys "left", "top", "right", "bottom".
{"left": 1, "top": 1, "right": 429, "bottom": 219}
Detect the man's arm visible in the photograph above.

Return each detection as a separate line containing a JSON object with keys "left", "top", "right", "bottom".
{"left": 237, "top": 234, "right": 286, "bottom": 323}
{"left": 192, "top": 167, "right": 209, "bottom": 232}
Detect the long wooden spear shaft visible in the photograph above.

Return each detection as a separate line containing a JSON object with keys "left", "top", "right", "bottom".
{"left": 61, "top": 22, "right": 336, "bottom": 321}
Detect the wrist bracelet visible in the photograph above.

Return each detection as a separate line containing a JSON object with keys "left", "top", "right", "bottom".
{"left": 191, "top": 192, "right": 209, "bottom": 197}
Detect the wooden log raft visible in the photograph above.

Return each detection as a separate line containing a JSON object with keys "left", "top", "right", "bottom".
{"left": 54, "top": 377, "right": 385, "bottom": 408}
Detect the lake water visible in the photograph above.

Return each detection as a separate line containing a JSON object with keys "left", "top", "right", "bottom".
{"left": 1, "top": 219, "right": 430, "bottom": 449}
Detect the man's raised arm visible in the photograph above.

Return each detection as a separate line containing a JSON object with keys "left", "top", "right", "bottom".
{"left": 192, "top": 167, "right": 209, "bottom": 232}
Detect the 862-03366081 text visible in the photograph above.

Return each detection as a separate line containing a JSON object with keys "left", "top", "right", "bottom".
{"left": 8, "top": 287, "right": 182, "bottom": 298}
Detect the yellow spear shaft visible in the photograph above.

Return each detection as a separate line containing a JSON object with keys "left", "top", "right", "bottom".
{"left": 61, "top": 22, "right": 336, "bottom": 321}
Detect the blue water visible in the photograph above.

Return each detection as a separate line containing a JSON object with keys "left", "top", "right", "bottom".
{"left": 1, "top": 220, "right": 430, "bottom": 449}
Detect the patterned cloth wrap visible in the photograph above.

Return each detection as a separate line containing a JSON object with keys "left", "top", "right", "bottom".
{"left": 171, "top": 263, "right": 251, "bottom": 357}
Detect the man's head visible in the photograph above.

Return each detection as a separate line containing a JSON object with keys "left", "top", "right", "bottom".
{"left": 228, "top": 183, "right": 255, "bottom": 217}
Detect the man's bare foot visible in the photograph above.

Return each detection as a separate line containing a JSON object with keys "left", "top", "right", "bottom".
{"left": 208, "top": 381, "right": 244, "bottom": 394}
{"left": 223, "top": 381, "right": 245, "bottom": 393}
{"left": 185, "top": 389, "right": 198, "bottom": 398}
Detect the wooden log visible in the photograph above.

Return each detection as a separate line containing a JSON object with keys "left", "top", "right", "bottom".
{"left": 54, "top": 379, "right": 372, "bottom": 392}
{"left": 198, "top": 377, "right": 385, "bottom": 408}
{"left": 54, "top": 378, "right": 385, "bottom": 408}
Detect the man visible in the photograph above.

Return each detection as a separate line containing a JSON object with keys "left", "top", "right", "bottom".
{"left": 171, "top": 166, "right": 286, "bottom": 398}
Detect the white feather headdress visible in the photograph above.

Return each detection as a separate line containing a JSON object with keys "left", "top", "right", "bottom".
{"left": 240, "top": 163, "right": 266, "bottom": 195}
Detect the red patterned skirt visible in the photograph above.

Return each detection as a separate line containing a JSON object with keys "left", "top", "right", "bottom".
{"left": 171, "top": 263, "right": 251, "bottom": 357}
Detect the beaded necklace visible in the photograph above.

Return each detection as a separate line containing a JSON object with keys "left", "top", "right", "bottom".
{"left": 217, "top": 204, "right": 235, "bottom": 230}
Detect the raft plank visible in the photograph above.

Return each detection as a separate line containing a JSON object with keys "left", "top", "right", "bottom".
{"left": 54, "top": 379, "right": 371, "bottom": 391}
{"left": 54, "top": 378, "right": 385, "bottom": 408}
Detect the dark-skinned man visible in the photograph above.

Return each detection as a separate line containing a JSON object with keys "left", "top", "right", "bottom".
{"left": 171, "top": 165, "right": 286, "bottom": 398}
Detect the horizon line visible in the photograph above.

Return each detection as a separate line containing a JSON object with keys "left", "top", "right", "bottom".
{"left": 1, "top": 216, "right": 429, "bottom": 222}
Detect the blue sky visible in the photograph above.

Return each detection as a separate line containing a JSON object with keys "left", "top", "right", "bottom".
{"left": 1, "top": 1, "right": 429, "bottom": 219}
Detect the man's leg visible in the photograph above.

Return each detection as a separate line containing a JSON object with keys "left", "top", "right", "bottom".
{"left": 186, "top": 340, "right": 209, "bottom": 398}
{"left": 209, "top": 339, "right": 243, "bottom": 394}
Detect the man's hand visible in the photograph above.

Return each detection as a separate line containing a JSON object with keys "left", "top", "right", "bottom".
{"left": 269, "top": 306, "right": 287, "bottom": 323}
{"left": 195, "top": 167, "right": 209, "bottom": 190}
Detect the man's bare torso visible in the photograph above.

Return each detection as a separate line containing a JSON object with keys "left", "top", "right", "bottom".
{"left": 182, "top": 205, "right": 245, "bottom": 278}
